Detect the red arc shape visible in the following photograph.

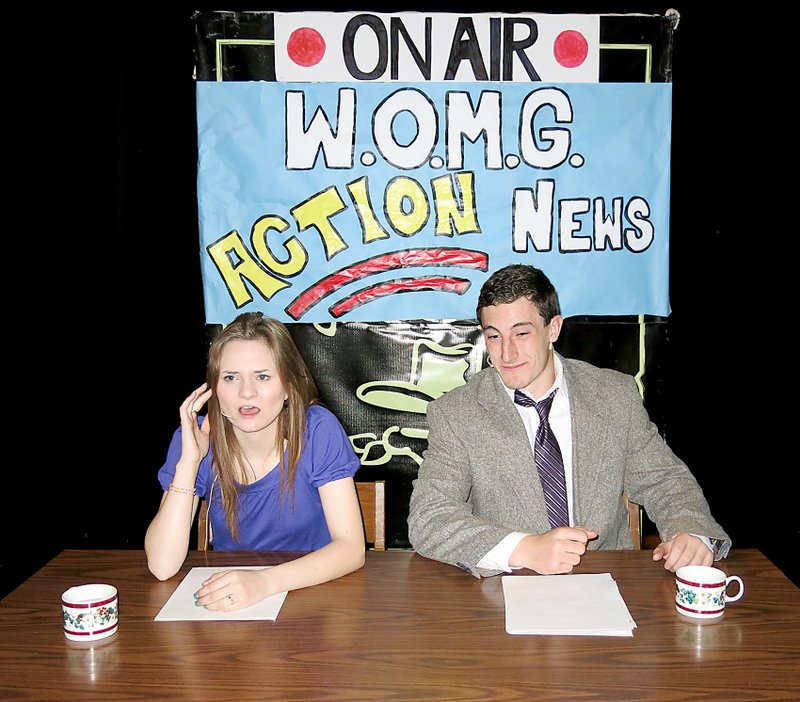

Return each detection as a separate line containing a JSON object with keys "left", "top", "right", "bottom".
{"left": 285, "top": 247, "right": 488, "bottom": 320}
{"left": 329, "top": 276, "right": 472, "bottom": 317}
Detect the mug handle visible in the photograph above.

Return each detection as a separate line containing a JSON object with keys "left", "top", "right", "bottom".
{"left": 724, "top": 575, "right": 745, "bottom": 602}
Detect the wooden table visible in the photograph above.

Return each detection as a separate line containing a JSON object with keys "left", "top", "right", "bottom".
{"left": 1, "top": 549, "right": 798, "bottom": 701}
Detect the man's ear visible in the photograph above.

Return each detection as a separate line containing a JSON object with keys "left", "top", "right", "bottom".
{"left": 549, "top": 315, "right": 564, "bottom": 343}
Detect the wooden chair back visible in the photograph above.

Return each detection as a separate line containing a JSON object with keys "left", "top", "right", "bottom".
{"left": 197, "top": 496, "right": 210, "bottom": 552}
{"left": 356, "top": 480, "right": 386, "bottom": 551}
{"left": 624, "top": 493, "right": 642, "bottom": 550}
{"left": 196, "top": 479, "right": 386, "bottom": 552}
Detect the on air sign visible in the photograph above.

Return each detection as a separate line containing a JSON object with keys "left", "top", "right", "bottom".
{"left": 274, "top": 12, "right": 600, "bottom": 83}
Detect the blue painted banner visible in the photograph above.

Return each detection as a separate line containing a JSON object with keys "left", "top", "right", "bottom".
{"left": 196, "top": 80, "right": 672, "bottom": 323}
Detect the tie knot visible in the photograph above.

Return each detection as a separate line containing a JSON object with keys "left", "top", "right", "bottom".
{"left": 514, "top": 388, "right": 558, "bottom": 419}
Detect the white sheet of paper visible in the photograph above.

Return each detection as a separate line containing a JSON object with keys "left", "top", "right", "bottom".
{"left": 155, "top": 567, "right": 288, "bottom": 621}
{"left": 502, "top": 573, "right": 637, "bottom": 636}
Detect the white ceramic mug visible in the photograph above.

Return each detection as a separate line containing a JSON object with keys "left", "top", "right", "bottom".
{"left": 675, "top": 565, "right": 744, "bottom": 619}
{"left": 62, "top": 584, "right": 119, "bottom": 641}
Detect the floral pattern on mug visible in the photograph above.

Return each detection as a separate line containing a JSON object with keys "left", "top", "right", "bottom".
{"left": 675, "top": 584, "right": 724, "bottom": 608}
{"left": 64, "top": 604, "right": 118, "bottom": 631}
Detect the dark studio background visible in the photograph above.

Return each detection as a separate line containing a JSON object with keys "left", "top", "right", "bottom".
{"left": 3, "top": 3, "right": 794, "bottom": 599}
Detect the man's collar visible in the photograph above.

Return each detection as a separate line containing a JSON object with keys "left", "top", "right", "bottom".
{"left": 501, "top": 352, "right": 564, "bottom": 403}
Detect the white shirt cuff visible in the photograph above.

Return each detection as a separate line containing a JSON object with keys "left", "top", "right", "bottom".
{"left": 477, "top": 532, "right": 528, "bottom": 572}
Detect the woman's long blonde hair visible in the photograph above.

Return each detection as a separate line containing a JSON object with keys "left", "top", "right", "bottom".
{"left": 205, "top": 312, "right": 318, "bottom": 541}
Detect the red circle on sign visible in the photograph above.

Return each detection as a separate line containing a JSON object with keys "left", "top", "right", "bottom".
{"left": 287, "top": 27, "right": 326, "bottom": 67}
{"left": 553, "top": 30, "right": 588, "bottom": 68}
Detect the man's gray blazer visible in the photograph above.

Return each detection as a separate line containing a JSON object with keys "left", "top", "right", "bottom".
{"left": 407, "top": 355, "right": 731, "bottom": 577}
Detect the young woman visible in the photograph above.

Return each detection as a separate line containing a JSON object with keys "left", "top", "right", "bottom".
{"left": 145, "top": 312, "right": 365, "bottom": 610}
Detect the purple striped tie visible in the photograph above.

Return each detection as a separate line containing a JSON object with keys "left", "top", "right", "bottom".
{"left": 514, "top": 389, "right": 569, "bottom": 529}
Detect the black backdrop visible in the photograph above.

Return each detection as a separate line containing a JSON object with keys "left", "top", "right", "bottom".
{"left": 4, "top": 2, "right": 794, "bottom": 599}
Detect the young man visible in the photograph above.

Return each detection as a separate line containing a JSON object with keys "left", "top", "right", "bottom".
{"left": 408, "top": 264, "right": 729, "bottom": 578}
